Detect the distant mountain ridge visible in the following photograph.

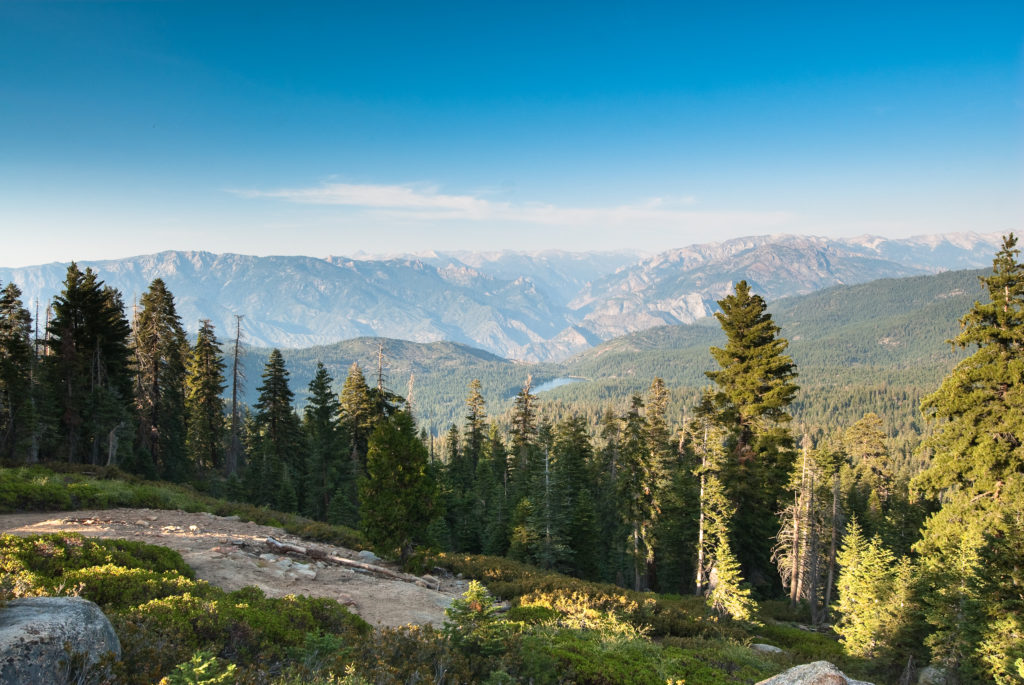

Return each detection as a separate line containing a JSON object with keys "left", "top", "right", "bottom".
{"left": 0, "top": 231, "right": 1003, "bottom": 361}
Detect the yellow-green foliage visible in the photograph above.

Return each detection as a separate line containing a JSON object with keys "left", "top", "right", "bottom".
{"left": 0, "top": 532, "right": 193, "bottom": 594}
{"left": 430, "top": 552, "right": 740, "bottom": 640}
{"left": 158, "top": 651, "right": 237, "bottom": 685}
{"left": 115, "top": 587, "right": 369, "bottom": 682}
{"left": 0, "top": 533, "right": 370, "bottom": 684}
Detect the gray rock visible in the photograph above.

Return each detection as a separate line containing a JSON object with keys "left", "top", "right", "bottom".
{"left": 756, "top": 661, "right": 874, "bottom": 685}
{"left": 292, "top": 564, "right": 317, "bottom": 580}
{"left": 917, "top": 665, "right": 948, "bottom": 685}
{"left": 751, "top": 643, "right": 785, "bottom": 654}
{"left": 357, "top": 550, "right": 381, "bottom": 563}
{"left": 0, "top": 597, "right": 121, "bottom": 685}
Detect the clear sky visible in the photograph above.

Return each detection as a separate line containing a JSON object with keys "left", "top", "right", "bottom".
{"left": 1, "top": 1, "right": 1021, "bottom": 266}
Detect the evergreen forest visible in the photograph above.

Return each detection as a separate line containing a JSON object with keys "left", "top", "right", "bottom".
{"left": 0, "top": 241, "right": 1022, "bottom": 684}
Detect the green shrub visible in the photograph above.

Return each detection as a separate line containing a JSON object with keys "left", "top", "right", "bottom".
{"left": 0, "top": 533, "right": 194, "bottom": 586}
{"left": 114, "top": 587, "right": 369, "bottom": 684}
{"left": 62, "top": 564, "right": 208, "bottom": 609}
{"left": 429, "top": 552, "right": 742, "bottom": 640}
{"left": 158, "top": 651, "right": 237, "bottom": 685}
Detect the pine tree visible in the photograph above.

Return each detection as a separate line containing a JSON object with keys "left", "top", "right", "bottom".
{"left": 464, "top": 378, "right": 487, "bottom": 473}
{"left": 595, "top": 408, "right": 627, "bottom": 584}
{"left": 707, "top": 280, "right": 799, "bottom": 590}
{"left": 248, "top": 349, "right": 302, "bottom": 511}
{"left": 340, "top": 362, "right": 377, "bottom": 474}
{"left": 0, "top": 283, "right": 35, "bottom": 461}
{"left": 688, "top": 390, "right": 734, "bottom": 597}
{"left": 617, "top": 394, "right": 660, "bottom": 591}
{"left": 554, "top": 414, "right": 600, "bottom": 578}
{"left": 303, "top": 362, "right": 348, "bottom": 521}
{"left": 509, "top": 376, "right": 538, "bottom": 501}
{"left": 833, "top": 517, "right": 919, "bottom": 668}
{"left": 43, "top": 264, "right": 133, "bottom": 465}
{"left": 226, "top": 314, "right": 245, "bottom": 477}
{"left": 911, "top": 235, "right": 1024, "bottom": 682}
{"left": 843, "top": 413, "right": 895, "bottom": 535}
{"left": 479, "top": 425, "right": 511, "bottom": 556}
{"left": 708, "top": 537, "right": 758, "bottom": 622}
{"left": 134, "top": 278, "right": 189, "bottom": 480}
{"left": 184, "top": 319, "right": 226, "bottom": 473}
{"left": 359, "top": 410, "right": 438, "bottom": 562}
{"left": 442, "top": 423, "right": 474, "bottom": 551}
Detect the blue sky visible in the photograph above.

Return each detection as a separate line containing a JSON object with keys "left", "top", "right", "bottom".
{"left": 1, "top": 1, "right": 1021, "bottom": 266}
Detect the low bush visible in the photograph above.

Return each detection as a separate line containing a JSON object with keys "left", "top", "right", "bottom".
{"left": 0, "top": 533, "right": 370, "bottom": 684}
{"left": 429, "top": 552, "right": 745, "bottom": 640}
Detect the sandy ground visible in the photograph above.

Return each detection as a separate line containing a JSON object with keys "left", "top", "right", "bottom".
{"left": 0, "top": 508, "right": 468, "bottom": 628}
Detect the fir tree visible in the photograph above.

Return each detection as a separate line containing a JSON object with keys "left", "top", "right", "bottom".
{"left": 911, "top": 234, "right": 1024, "bottom": 682}
{"left": 479, "top": 425, "right": 511, "bottom": 556}
{"left": 464, "top": 378, "right": 487, "bottom": 473}
{"left": 595, "top": 408, "right": 627, "bottom": 584}
{"left": 707, "top": 280, "right": 798, "bottom": 590}
{"left": 708, "top": 537, "right": 758, "bottom": 622}
{"left": 688, "top": 390, "right": 735, "bottom": 597}
{"left": 43, "top": 264, "right": 133, "bottom": 465}
{"left": 359, "top": 410, "right": 438, "bottom": 562}
{"left": 833, "top": 518, "right": 919, "bottom": 668}
{"left": 340, "top": 362, "right": 377, "bottom": 474}
{"left": 441, "top": 423, "right": 475, "bottom": 551}
{"left": 226, "top": 314, "right": 245, "bottom": 477}
{"left": 184, "top": 319, "right": 226, "bottom": 473}
{"left": 843, "top": 413, "right": 895, "bottom": 536}
{"left": 617, "top": 394, "right": 660, "bottom": 591}
{"left": 0, "top": 283, "right": 35, "bottom": 461}
{"left": 134, "top": 278, "right": 189, "bottom": 480}
{"left": 554, "top": 414, "right": 600, "bottom": 578}
{"left": 248, "top": 349, "right": 302, "bottom": 511}
{"left": 303, "top": 362, "right": 349, "bottom": 521}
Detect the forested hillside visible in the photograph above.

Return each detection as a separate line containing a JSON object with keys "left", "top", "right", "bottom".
{"left": 0, "top": 248, "right": 1020, "bottom": 683}
{"left": 234, "top": 268, "right": 980, "bottom": 451}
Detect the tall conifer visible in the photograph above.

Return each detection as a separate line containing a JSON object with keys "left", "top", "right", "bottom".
{"left": 359, "top": 410, "right": 437, "bottom": 562}
{"left": 911, "top": 234, "right": 1024, "bottom": 682}
{"left": 134, "top": 278, "right": 188, "bottom": 479}
{"left": 249, "top": 349, "right": 302, "bottom": 511}
{"left": 303, "top": 362, "right": 348, "bottom": 521}
{"left": 44, "top": 264, "right": 133, "bottom": 465}
{"left": 0, "top": 283, "right": 35, "bottom": 461}
{"left": 707, "top": 280, "right": 798, "bottom": 589}
{"left": 184, "top": 319, "right": 226, "bottom": 472}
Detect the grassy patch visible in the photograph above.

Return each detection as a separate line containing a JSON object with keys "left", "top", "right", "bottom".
{"left": 0, "top": 464, "right": 366, "bottom": 550}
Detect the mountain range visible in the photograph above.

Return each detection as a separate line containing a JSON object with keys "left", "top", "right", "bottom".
{"left": 0, "top": 231, "right": 1004, "bottom": 361}
{"left": 244, "top": 266, "right": 982, "bottom": 445}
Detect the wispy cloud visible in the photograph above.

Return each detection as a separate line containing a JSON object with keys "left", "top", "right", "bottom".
{"left": 232, "top": 182, "right": 489, "bottom": 214}
{"left": 230, "top": 181, "right": 791, "bottom": 231}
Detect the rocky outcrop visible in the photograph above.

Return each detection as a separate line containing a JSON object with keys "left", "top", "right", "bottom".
{"left": 756, "top": 660, "right": 874, "bottom": 685}
{"left": 751, "top": 642, "right": 785, "bottom": 654}
{"left": 917, "top": 665, "right": 948, "bottom": 684}
{"left": 0, "top": 596, "right": 121, "bottom": 684}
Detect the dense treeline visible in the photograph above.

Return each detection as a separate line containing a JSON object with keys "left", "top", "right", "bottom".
{"left": 1, "top": 246, "right": 1021, "bottom": 683}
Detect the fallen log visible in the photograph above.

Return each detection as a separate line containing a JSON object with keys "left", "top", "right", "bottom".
{"left": 264, "top": 536, "right": 425, "bottom": 585}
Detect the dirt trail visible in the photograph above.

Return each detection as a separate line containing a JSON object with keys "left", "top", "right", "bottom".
{"left": 0, "top": 508, "right": 467, "bottom": 628}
